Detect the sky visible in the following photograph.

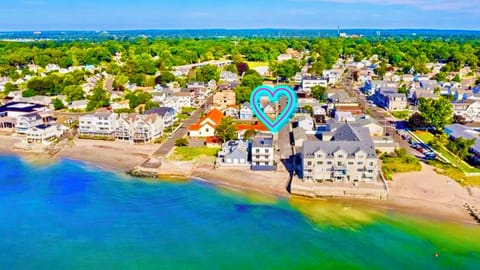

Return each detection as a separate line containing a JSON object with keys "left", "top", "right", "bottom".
{"left": 0, "top": 0, "right": 479, "bottom": 30}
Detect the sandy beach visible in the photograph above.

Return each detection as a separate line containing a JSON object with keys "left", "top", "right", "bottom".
{"left": 56, "top": 139, "right": 158, "bottom": 171}
{"left": 192, "top": 164, "right": 291, "bottom": 197}
{"left": 382, "top": 163, "right": 480, "bottom": 223}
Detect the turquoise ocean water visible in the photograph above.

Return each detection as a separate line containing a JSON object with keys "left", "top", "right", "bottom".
{"left": 0, "top": 154, "right": 479, "bottom": 269}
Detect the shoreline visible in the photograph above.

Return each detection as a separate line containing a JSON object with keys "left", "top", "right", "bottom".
{"left": 1, "top": 138, "right": 479, "bottom": 225}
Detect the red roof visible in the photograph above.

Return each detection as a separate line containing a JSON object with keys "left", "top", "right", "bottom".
{"left": 199, "top": 108, "right": 223, "bottom": 125}
{"left": 189, "top": 109, "right": 224, "bottom": 131}
{"left": 205, "top": 136, "right": 222, "bottom": 144}
{"left": 188, "top": 122, "right": 215, "bottom": 131}
{"left": 235, "top": 122, "right": 269, "bottom": 132}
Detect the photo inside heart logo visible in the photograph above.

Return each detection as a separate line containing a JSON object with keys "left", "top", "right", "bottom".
{"left": 250, "top": 85, "right": 298, "bottom": 133}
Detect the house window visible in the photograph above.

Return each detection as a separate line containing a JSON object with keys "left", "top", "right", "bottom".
{"left": 338, "top": 155, "right": 343, "bottom": 158}
{"left": 317, "top": 161, "right": 323, "bottom": 165}
{"left": 327, "top": 161, "right": 332, "bottom": 165}
{"left": 358, "top": 162, "right": 364, "bottom": 165}
{"left": 348, "top": 162, "right": 354, "bottom": 165}
{"left": 307, "top": 161, "right": 312, "bottom": 166}
{"left": 317, "top": 154, "right": 323, "bottom": 158}
{"left": 256, "top": 149, "right": 260, "bottom": 153}
{"left": 265, "top": 149, "right": 269, "bottom": 153}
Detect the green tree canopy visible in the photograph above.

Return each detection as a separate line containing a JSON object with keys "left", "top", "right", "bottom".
{"left": 418, "top": 97, "right": 453, "bottom": 131}
{"left": 215, "top": 116, "right": 237, "bottom": 142}
{"left": 311, "top": 85, "right": 327, "bottom": 101}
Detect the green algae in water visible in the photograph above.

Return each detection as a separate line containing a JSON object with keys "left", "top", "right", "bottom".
{"left": 0, "top": 154, "right": 479, "bottom": 270}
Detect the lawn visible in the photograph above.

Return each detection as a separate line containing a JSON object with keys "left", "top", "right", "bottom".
{"left": 380, "top": 150, "right": 422, "bottom": 180}
{"left": 170, "top": 146, "right": 220, "bottom": 161}
{"left": 427, "top": 160, "right": 480, "bottom": 187}
{"left": 390, "top": 110, "right": 410, "bottom": 120}
{"left": 413, "top": 130, "right": 434, "bottom": 143}
{"left": 413, "top": 131, "right": 480, "bottom": 173}
{"left": 247, "top": 61, "right": 269, "bottom": 68}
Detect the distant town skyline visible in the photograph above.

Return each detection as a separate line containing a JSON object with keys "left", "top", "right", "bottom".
{"left": 0, "top": 0, "right": 479, "bottom": 31}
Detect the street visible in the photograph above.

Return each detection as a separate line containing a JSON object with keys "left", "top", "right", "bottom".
{"left": 153, "top": 103, "right": 205, "bottom": 156}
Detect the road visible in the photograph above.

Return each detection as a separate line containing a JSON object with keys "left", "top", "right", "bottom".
{"left": 341, "top": 69, "right": 422, "bottom": 157}
{"left": 277, "top": 96, "right": 295, "bottom": 173}
{"left": 153, "top": 103, "right": 205, "bottom": 156}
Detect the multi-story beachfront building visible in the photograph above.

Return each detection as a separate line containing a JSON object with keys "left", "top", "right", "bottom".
{"left": 78, "top": 111, "right": 116, "bottom": 137}
{"left": 301, "top": 124, "right": 378, "bottom": 182}
{"left": 251, "top": 133, "right": 275, "bottom": 171}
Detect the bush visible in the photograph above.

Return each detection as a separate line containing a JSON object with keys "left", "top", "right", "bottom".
{"left": 175, "top": 138, "right": 189, "bottom": 147}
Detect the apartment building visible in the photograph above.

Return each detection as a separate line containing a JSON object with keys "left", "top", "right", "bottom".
{"left": 301, "top": 124, "right": 378, "bottom": 182}
{"left": 78, "top": 111, "right": 116, "bottom": 137}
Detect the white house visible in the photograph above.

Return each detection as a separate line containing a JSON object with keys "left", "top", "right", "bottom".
{"left": 216, "top": 140, "right": 249, "bottom": 167}
{"left": 297, "top": 115, "right": 314, "bottom": 132}
{"left": 69, "top": 100, "right": 88, "bottom": 111}
{"left": 239, "top": 102, "right": 254, "bottom": 120}
{"left": 452, "top": 100, "right": 480, "bottom": 122}
{"left": 302, "top": 76, "right": 328, "bottom": 94}
{"left": 132, "top": 114, "right": 164, "bottom": 143}
{"left": 15, "top": 112, "right": 44, "bottom": 135}
{"left": 78, "top": 111, "right": 116, "bottom": 137}
{"left": 220, "top": 71, "right": 239, "bottom": 82}
{"left": 25, "top": 124, "right": 67, "bottom": 144}
{"left": 189, "top": 109, "right": 223, "bottom": 137}
{"left": 251, "top": 134, "right": 275, "bottom": 170}
{"left": 335, "top": 111, "right": 355, "bottom": 122}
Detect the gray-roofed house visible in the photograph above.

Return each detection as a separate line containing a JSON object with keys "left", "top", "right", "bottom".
{"left": 145, "top": 107, "right": 177, "bottom": 128}
{"left": 374, "top": 87, "right": 407, "bottom": 111}
{"left": 445, "top": 124, "right": 480, "bottom": 159}
{"left": 216, "top": 140, "right": 249, "bottom": 167}
{"left": 301, "top": 124, "right": 378, "bottom": 182}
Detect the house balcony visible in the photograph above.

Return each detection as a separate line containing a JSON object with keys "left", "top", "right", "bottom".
{"left": 332, "top": 167, "right": 347, "bottom": 177}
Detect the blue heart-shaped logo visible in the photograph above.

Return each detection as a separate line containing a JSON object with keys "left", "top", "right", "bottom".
{"left": 250, "top": 85, "right": 298, "bottom": 133}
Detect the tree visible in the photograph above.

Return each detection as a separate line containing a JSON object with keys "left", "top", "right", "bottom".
{"left": 175, "top": 138, "right": 189, "bottom": 147}
{"left": 243, "top": 129, "right": 257, "bottom": 141}
{"left": 52, "top": 98, "right": 65, "bottom": 110}
{"left": 418, "top": 97, "right": 453, "bottom": 131}
{"left": 63, "top": 85, "right": 85, "bottom": 102}
{"left": 215, "top": 117, "right": 237, "bottom": 142}
{"left": 311, "top": 85, "right": 327, "bottom": 101}
{"left": 433, "top": 72, "right": 447, "bottom": 82}
{"left": 156, "top": 71, "right": 176, "bottom": 85}
{"left": 398, "top": 84, "right": 408, "bottom": 94}
{"left": 430, "top": 132, "right": 449, "bottom": 150}
{"left": 407, "top": 112, "right": 428, "bottom": 130}
{"left": 195, "top": 64, "right": 219, "bottom": 82}
{"left": 303, "top": 105, "right": 313, "bottom": 115}
{"left": 271, "top": 59, "right": 301, "bottom": 80}
{"left": 241, "top": 73, "right": 263, "bottom": 89}
{"left": 447, "top": 137, "right": 476, "bottom": 162}
{"left": 225, "top": 64, "right": 237, "bottom": 74}
{"left": 236, "top": 62, "right": 249, "bottom": 76}
{"left": 86, "top": 84, "right": 110, "bottom": 111}
{"left": 234, "top": 86, "right": 252, "bottom": 104}
{"left": 3, "top": 82, "right": 16, "bottom": 94}
{"left": 452, "top": 74, "right": 461, "bottom": 83}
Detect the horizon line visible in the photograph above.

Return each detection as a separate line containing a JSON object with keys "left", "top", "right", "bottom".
{"left": 1, "top": 27, "right": 480, "bottom": 32}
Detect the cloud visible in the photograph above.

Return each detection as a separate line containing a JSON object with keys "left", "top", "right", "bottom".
{"left": 292, "top": 0, "right": 479, "bottom": 12}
